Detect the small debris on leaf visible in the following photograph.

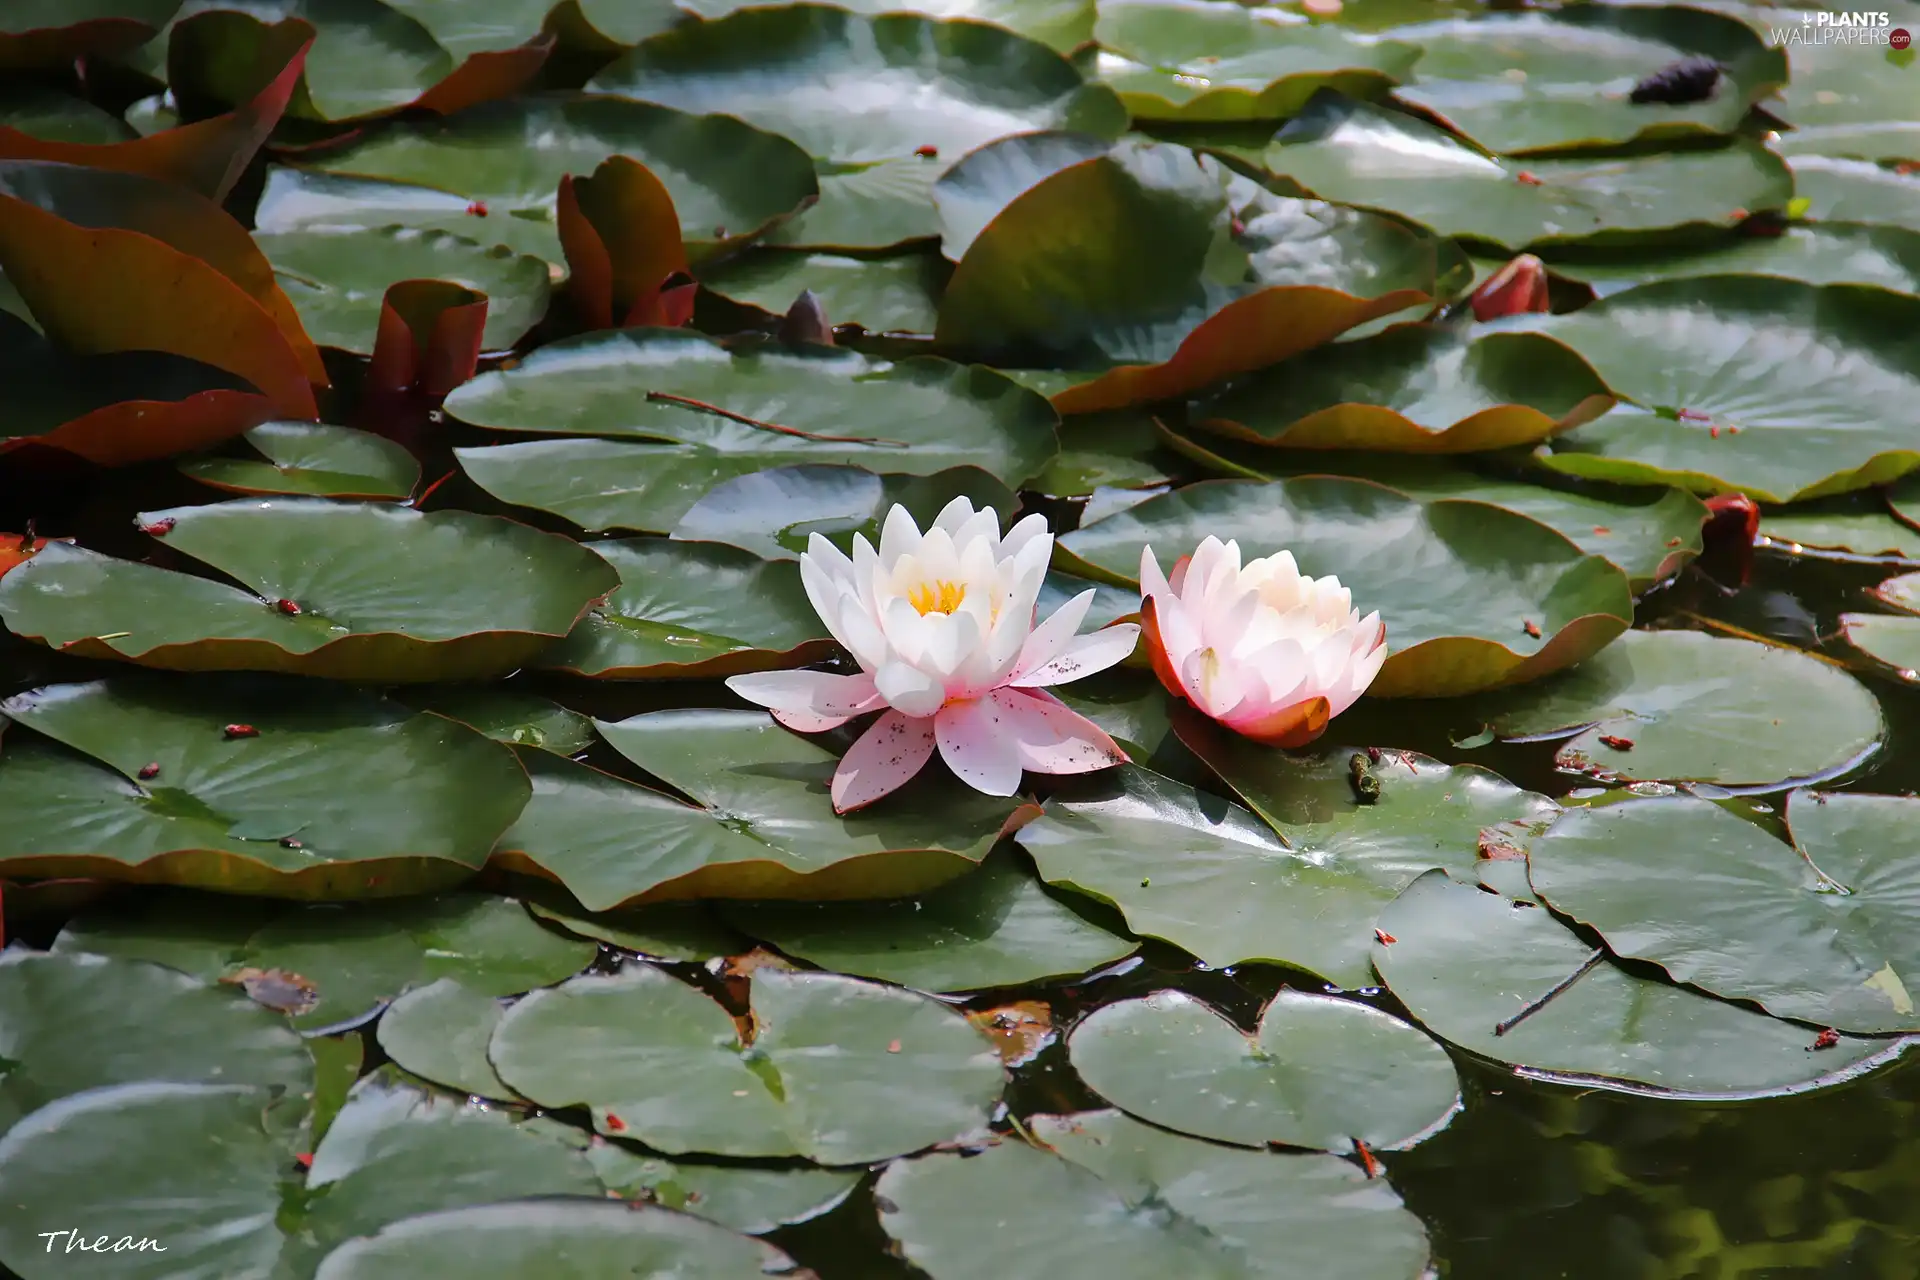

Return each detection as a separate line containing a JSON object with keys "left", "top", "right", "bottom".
{"left": 604, "top": 1112, "right": 627, "bottom": 1132}
{"left": 280, "top": 837, "right": 303, "bottom": 849}
{"left": 914, "top": 144, "right": 938, "bottom": 158}
{"left": 887, "top": 1039, "right": 902, "bottom": 1053}
{"left": 966, "top": 1001, "right": 1054, "bottom": 1067}
{"left": 1522, "top": 619, "right": 1542, "bottom": 638}
{"left": 1629, "top": 56, "right": 1722, "bottom": 105}
{"left": 1812, "top": 1027, "right": 1841, "bottom": 1051}
{"left": 221, "top": 966, "right": 319, "bottom": 1016}
{"left": 1374, "top": 929, "right": 1396, "bottom": 946}
{"left": 137, "top": 762, "right": 160, "bottom": 780}
{"left": 138, "top": 518, "right": 176, "bottom": 536}
{"left": 273, "top": 598, "right": 301, "bottom": 615}
{"left": 1677, "top": 407, "right": 1713, "bottom": 423}
{"left": 1514, "top": 170, "right": 1542, "bottom": 186}
{"left": 1592, "top": 525, "right": 1611, "bottom": 535}
{"left": 466, "top": 200, "right": 489, "bottom": 216}
{"left": 223, "top": 724, "right": 259, "bottom": 740}
{"left": 295, "top": 1152, "right": 313, "bottom": 1170}
{"left": 712, "top": 224, "right": 728, "bottom": 238}
{"left": 1348, "top": 752, "right": 1381, "bottom": 804}
{"left": 1598, "top": 734, "right": 1635, "bottom": 750}
{"left": 1353, "top": 1137, "right": 1381, "bottom": 1179}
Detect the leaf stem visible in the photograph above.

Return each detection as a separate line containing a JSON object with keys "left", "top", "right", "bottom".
{"left": 644, "top": 391, "right": 906, "bottom": 447}
{"left": 1493, "top": 947, "right": 1606, "bottom": 1037}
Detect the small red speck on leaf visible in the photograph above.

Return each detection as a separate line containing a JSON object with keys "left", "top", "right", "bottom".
{"left": 604, "top": 1113, "right": 627, "bottom": 1132}
{"left": 1727, "top": 426, "right": 1740, "bottom": 434}
{"left": 1677, "top": 408, "right": 1712, "bottom": 423}
{"left": 281, "top": 837, "right": 302, "bottom": 849}
{"left": 137, "top": 762, "right": 160, "bottom": 780}
{"left": 1812, "top": 1027, "right": 1841, "bottom": 1050}
{"left": 1592, "top": 525, "right": 1611, "bottom": 535}
{"left": 1728, "top": 208, "right": 1747, "bottom": 220}
{"left": 1522, "top": 619, "right": 1542, "bottom": 638}
{"left": 1365, "top": 746, "right": 1382, "bottom": 764}
{"left": 1515, "top": 171, "right": 1542, "bottom": 185}
{"left": 295, "top": 1153, "right": 313, "bottom": 1170}
{"left": 1374, "top": 929, "right": 1396, "bottom": 945}
{"left": 914, "top": 144, "right": 938, "bottom": 158}
{"left": 713, "top": 225, "right": 728, "bottom": 238}
{"left": 1599, "top": 734, "right": 1635, "bottom": 750}
{"left": 139, "top": 518, "right": 176, "bottom": 536}
{"left": 223, "top": 724, "right": 259, "bottom": 739}
{"left": 1354, "top": 1139, "right": 1381, "bottom": 1179}
{"left": 888, "top": 1039, "right": 902, "bottom": 1053}
{"left": 1665, "top": 537, "right": 1683, "bottom": 547}
{"left": 274, "top": 598, "right": 301, "bottom": 615}
{"left": 1897, "top": 161, "right": 1920, "bottom": 176}
{"left": 1710, "top": 426, "right": 1720, "bottom": 438}
{"left": 466, "top": 201, "right": 488, "bottom": 216}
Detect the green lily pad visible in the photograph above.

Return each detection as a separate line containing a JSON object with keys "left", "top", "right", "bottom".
{"left": 312, "top": 1200, "right": 805, "bottom": 1280}
{"left": 586, "top": 1142, "right": 862, "bottom": 1235}
{"left": 380, "top": 0, "right": 582, "bottom": 57}
{"left": 1069, "top": 989, "right": 1459, "bottom": 1152}
{"left": 765, "top": 156, "right": 944, "bottom": 252}
{"left": 1528, "top": 793, "right": 1920, "bottom": 1034}
{"left": 497, "top": 714, "right": 1015, "bottom": 907}
{"left": 375, "top": 978, "right": 522, "bottom": 1099}
{"left": 0, "top": 1083, "right": 297, "bottom": 1280}
{"left": 1760, "top": 508, "right": 1920, "bottom": 560}
{"left": 1387, "top": 6, "right": 1784, "bottom": 153}
{"left": 1032, "top": 411, "right": 1177, "bottom": 497}
{"left": 876, "top": 1109, "right": 1433, "bottom": 1280}
{"left": 1773, "top": 26, "right": 1920, "bottom": 163}
{"left": 0, "top": 500, "right": 617, "bottom": 681}
{"left": 0, "top": 88, "right": 135, "bottom": 142}
{"left": 675, "top": 0, "right": 1094, "bottom": 52}
{"left": 490, "top": 964, "right": 1004, "bottom": 1160}
{"left": 449, "top": 331, "right": 1055, "bottom": 531}
{"left": 1841, "top": 612, "right": 1920, "bottom": 677}
{"left": 179, "top": 421, "right": 420, "bottom": 500}
{"left": 267, "top": 94, "right": 818, "bottom": 263}
{"left": 1788, "top": 155, "right": 1920, "bottom": 227}
{"left": 402, "top": 685, "right": 595, "bottom": 754}
{"left": 1870, "top": 571, "right": 1920, "bottom": 615}
{"left": 526, "top": 896, "right": 746, "bottom": 961}
{"left": 723, "top": 847, "right": 1136, "bottom": 992}
{"left": 51, "top": 887, "right": 282, "bottom": 980}
{"left": 1265, "top": 93, "right": 1792, "bottom": 251}
{"left": 1465, "top": 629, "right": 1882, "bottom": 787}
{"left": 1060, "top": 475, "right": 1633, "bottom": 698}
{"left": 671, "top": 464, "right": 1014, "bottom": 561}
{"left": 0, "top": 949, "right": 313, "bottom": 1137}
{"left": 536, "top": 538, "right": 827, "bottom": 679}
{"left": 1530, "top": 277, "right": 1920, "bottom": 502}
{"left": 258, "top": 225, "right": 550, "bottom": 355}
{"left": 1373, "top": 870, "right": 1905, "bottom": 1097}
{"left": 1195, "top": 324, "right": 1613, "bottom": 453}
{"left": 307, "top": 1031, "right": 362, "bottom": 1147}
{"left": 698, "top": 249, "right": 944, "bottom": 334}
{"left": 936, "top": 138, "right": 1451, "bottom": 408}
{"left": 1092, "top": 0, "right": 1420, "bottom": 122}
{"left": 589, "top": 6, "right": 1125, "bottom": 165}
{"left": 1546, "top": 222, "right": 1920, "bottom": 297}
{"left": 0, "top": 676, "right": 530, "bottom": 896}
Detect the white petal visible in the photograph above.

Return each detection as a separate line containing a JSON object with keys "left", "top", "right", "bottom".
{"left": 772, "top": 707, "right": 857, "bottom": 733}
{"left": 878, "top": 504, "right": 922, "bottom": 570}
{"left": 836, "top": 597, "right": 889, "bottom": 671}
{"left": 1011, "top": 588, "right": 1095, "bottom": 681}
{"left": 726, "top": 669, "right": 879, "bottom": 716}
{"left": 1139, "top": 544, "right": 1172, "bottom": 600}
{"left": 934, "top": 697, "right": 1023, "bottom": 796}
{"left": 831, "top": 710, "right": 937, "bottom": 813}
{"left": 881, "top": 596, "right": 933, "bottom": 665}
{"left": 931, "top": 495, "right": 976, "bottom": 535}
{"left": 1000, "top": 512, "right": 1051, "bottom": 564}
{"left": 1013, "top": 623, "right": 1140, "bottom": 688}
{"left": 992, "top": 688, "right": 1127, "bottom": 775}
{"left": 875, "top": 661, "right": 947, "bottom": 717}
{"left": 802, "top": 531, "right": 854, "bottom": 581}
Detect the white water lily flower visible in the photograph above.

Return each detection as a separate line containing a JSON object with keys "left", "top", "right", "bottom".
{"left": 727, "top": 499, "right": 1141, "bottom": 813}
{"left": 1140, "top": 536, "right": 1386, "bottom": 748}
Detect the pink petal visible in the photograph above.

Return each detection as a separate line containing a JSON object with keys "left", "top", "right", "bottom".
{"left": 831, "top": 710, "right": 936, "bottom": 814}
{"left": 1009, "top": 588, "right": 1095, "bottom": 682}
{"left": 934, "top": 696, "right": 1023, "bottom": 796}
{"left": 772, "top": 708, "right": 857, "bottom": 734}
{"left": 727, "top": 669, "right": 880, "bottom": 717}
{"left": 1011, "top": 623, "right": 1140, "bottom": 688}
{"left": 993, "top": 688, "right": 1128, "bottom": 776}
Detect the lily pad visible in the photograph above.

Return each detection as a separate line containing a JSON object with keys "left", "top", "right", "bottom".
{"left": 0, "top": 949, "right": 313, "bottom": 1137}
{"left": 675, "top": 0, "right": 1095, "bottom": 52}
{"left": 1019, "top": 747, "right": 1550, "bottom": 988}
{"left": 876, "top": 1109, "right": 1433, "bottom": 1280}
{"left": 403, "top": 685, "right": 595, "bottom": 754}
{"left": 526, "top": 896, "right": 745, "bottom": 961}
{"left": 1060, "top": 476, "right": 1634, "bottom": 698}
{"left": 586, "top": 1142, "right": 862, "bottom": 1235}
{"left": 1465, "top": 629, "right": 1883, "bottom": 787}
{"left": 1373, "top": 870, "right": 1904, "bottom": 1097}
{"left": 495, "top": 715, "right": 1016, "bottom": 906}
{"left": 723, "top": 847, "right": 1136, "bottom": 993}
{"left": 311, "top": 1200, "right": 804, "bottom": 1280}
{"left": 447, "top": 329, "right": 1055, "bottom": 532}
{"left": 537, "top": 538, "right": 827, "bottom": 679}
{"left": 698, "top": 249, "right": 945, "bottom": 334}
{"left": 1093, "top": 0, "right": 1420, "bottom": 122}
{"left": 1544, "top": 222, "right": 1920, "bottom": 297}
{"left": 375, "top": 978, "right": 521, "bottom": 1099}
{"left": 588, "top": 6, "right": 1125, "bottom": 166}
{"left": 1759, "top": 508, "right": 1920, "bottom": 560}
{"left": 1787, "top": 155, "right": 1920, "bottom": 228}
{"left": 0, "top": 676, "right": 531, "bottom": 896}
{"left": 1774, "top": 31, "right": 1920, "bottom": 163}
{"left": 0, "top": 500, "right": 617, "bottom": 681}
{"left": 51, "top": 887, "right": 283, "bottom": 980}
{"left": 765, "top": 156, "right": 944, "bottom": 252}
{"left": 267, "top": 94, "right": 818, "bottom": 263}
{"left": 0, "top": 88, "right": 135, "bottom": 142}
{"left": 490, "top": 964, "right": 1004, "bottom": 1160}
{"left": 1528, "top": 794, "right": 1920, "bottom": 1034}
{"left": 258, "top": 225, "right": 550, "bottom": 354}
{"left": 1841, "top": 612, "right": 1920, "bottom": 677}
{"left": 1530, "top": 277, "right": 1920, "bottom": 502}
{"left": 179, "top": 421, "right": 420, "bottom": 500}
{"left": 1265, "top": 93, "right": 1793, "bottom": 251}
{"left": 1195, "top": 324, "right": 1613, "bottom": 453}
{"left": 1068, "top": 988, "right": 1459, "bottom": 1152}
{"left": 671, "top": 464, "right": 1014, "bottom": 561}
{"left": 1387, "top": 6, "right": 1784, "bottom": 153}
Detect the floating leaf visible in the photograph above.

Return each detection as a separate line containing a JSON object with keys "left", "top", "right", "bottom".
{"left": 1529, "top": 794, "right": 1920, "bottom": 1034}
{"left": 1784, "top": 155, "right": 1920, "bottom": 231}
{"left": 672, "top": 464, "right": 1014, "bottom": 561}
{"left": 403, "top": 686, "right": 595, "bottom": 754}
{"left": 876, "top": 1109, "right": 1433, "bottom": 1280}
{"left": 179, "top": 421, "right": 420, "bottom": 500}
{"left": 1465, "top": 629, "right": 1882, "bottom": 787}
{"left": 1774, "top": 29, "right": 1920, "bottom": 163}
{"left": 1545, "top": 222, "right": 1920, "bottom": 297}
{"left": 536, "top": 538, "right": 828, "bottom": 679}
{"left": 375, "top": 978, "right": 522, "bottom": 1099}
{"left": 676, "top": 0, "right": 1094, "bottom": 52}
{"left": 1060, "top": 476, "right": 1633, "bottom": 697}
{"left": 699, "top": 249, "right": 945, "bottom": 335}
{"left": 1841, "top": 612, "right": 1920, "bottom": 677}
{"left": 1265, "top": 93, "right": 1792, "bottom": 251}
{"left": 490, "top": 964, "right": 1003, "bottom": 1160}
{"left": 1069, "top": 989, "right": 1459, "bottom": 1153}
{"left": 0, "top": 499, "right": 617, "bottom": 681}
{"left": 1373, "top": 871, "right": 1904, "bottom": 1097}
{"left": 525, "top": 896, "right": 746, "bottom": 961}
{"left": 589, "top": 6, "right": 1125, "bottom": 165}
{"left": 765, "top": 156, "right": 944, "bottom": 252}
{"left": 0, "top": 676, "right": 531, "bottom": 896}
{"left": 586, "top": 1142, "right": 861, "bottom": 1235}
{"left": 723, "top": 847, "right": 1136, "bottom": 993}
{"left": 1759, "top": 507, "right": 1920, "bottom": 560}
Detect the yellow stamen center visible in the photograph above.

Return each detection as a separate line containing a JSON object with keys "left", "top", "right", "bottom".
{"left": 908, "top": 579, "right": 967, "bottom": 616}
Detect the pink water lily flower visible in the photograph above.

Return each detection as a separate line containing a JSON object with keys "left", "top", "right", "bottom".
{"left": 1140, "top": 536, "right": 1386, "bottom": 748}
{"left": 727, "top": 499, "right": 1141, "bottom": 813}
